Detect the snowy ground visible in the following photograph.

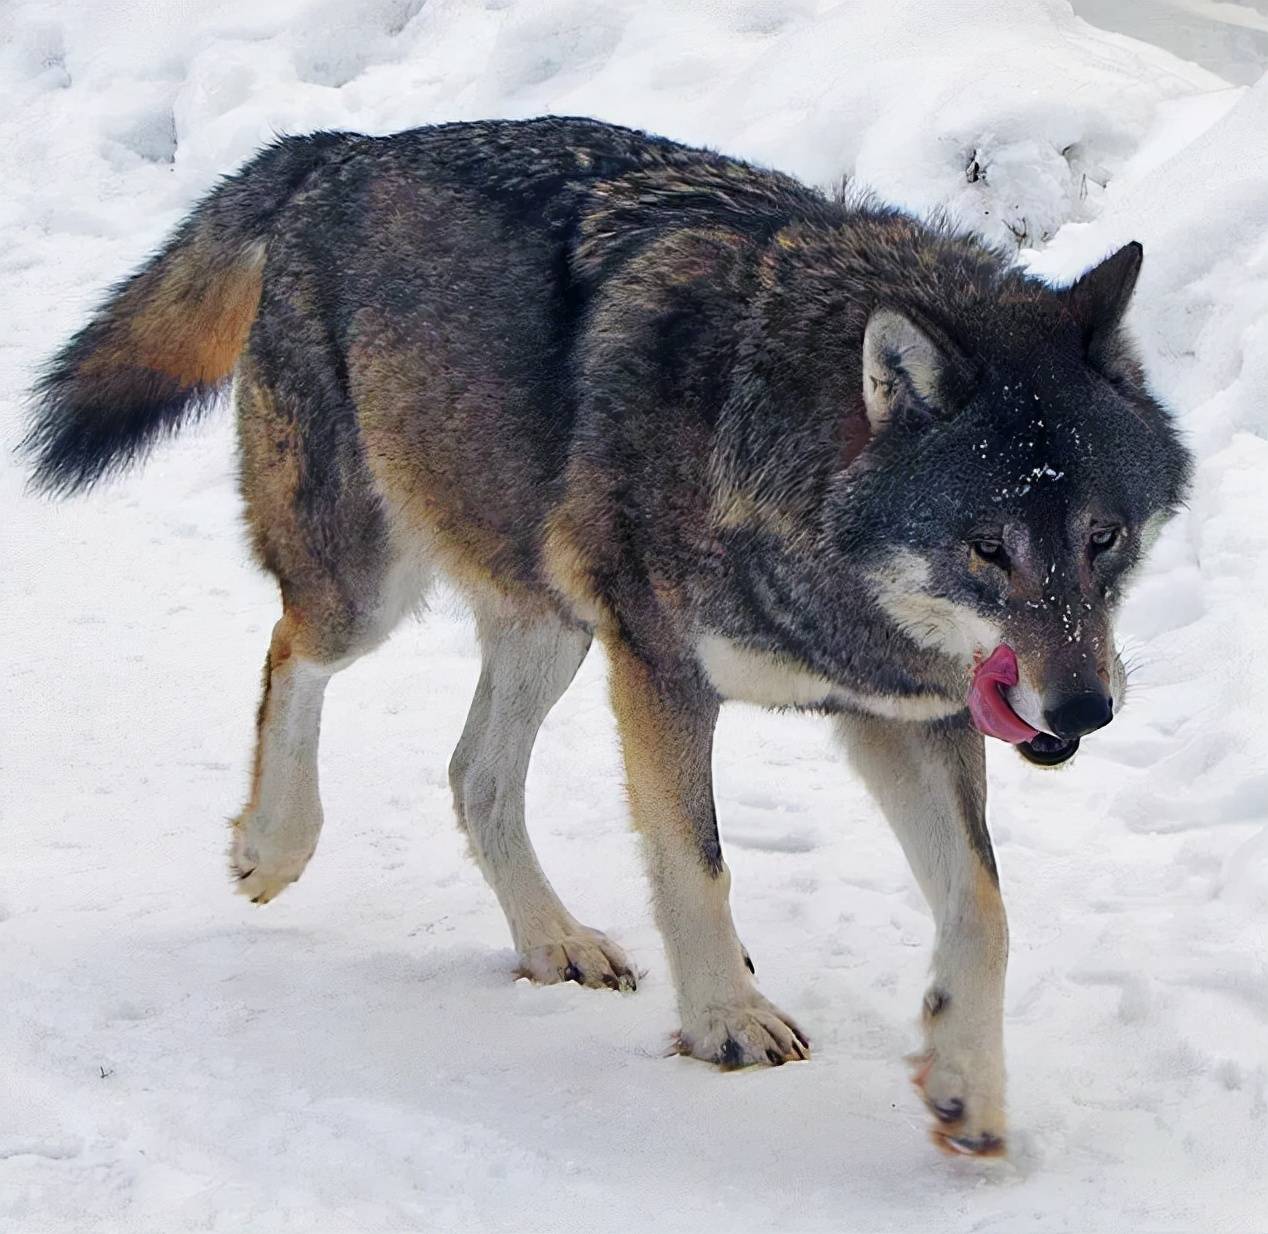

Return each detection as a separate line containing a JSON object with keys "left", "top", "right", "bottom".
{"left": 3, "top": 2, "right": 1267, "bottom": 1231}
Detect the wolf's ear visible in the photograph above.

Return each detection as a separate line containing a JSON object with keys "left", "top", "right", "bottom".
{"left": 1067, "top": 242, "right": 1143, "bottom": 375}
{"left": 862, "top": 309, "right": 967, "bottom": 432}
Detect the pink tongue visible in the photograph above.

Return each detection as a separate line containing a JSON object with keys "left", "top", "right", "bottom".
{"left": 968, "top": 645, "right": 1040, "bottom": 744}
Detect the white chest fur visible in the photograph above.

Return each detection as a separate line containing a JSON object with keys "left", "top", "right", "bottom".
{"left": 695, "top": 634, "right": 961, "bottom": 721}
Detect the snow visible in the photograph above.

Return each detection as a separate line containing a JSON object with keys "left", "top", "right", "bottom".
{"left": 3, "top": 1, "right": 1267, "bottom": 1230}
{"left": 1071, "top": 0, "right": 1268, "bottom": 86}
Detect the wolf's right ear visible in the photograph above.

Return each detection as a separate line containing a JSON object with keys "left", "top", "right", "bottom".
{"left": 862, "top": 310, "right": 967, "bottom": 432}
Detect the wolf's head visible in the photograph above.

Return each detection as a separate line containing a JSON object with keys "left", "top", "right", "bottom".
{"left": 841, "top": 242, "right": 1191, "bottom": 765}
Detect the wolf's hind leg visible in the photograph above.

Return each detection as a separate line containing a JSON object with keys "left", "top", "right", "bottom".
{"left": 838, "top": 712, "right": 1008, "bottom": 1156}
{"left": 450, "top": 601, "right": 637, "bottom": 990}
{"left": 232, "top": 565, "right": 428, "bottom": 903}
{"left": 231, "top": 357, "right": 424, "bottom": 903}
{"left": 230, "top": 614, "right": 335, "bottom": 903}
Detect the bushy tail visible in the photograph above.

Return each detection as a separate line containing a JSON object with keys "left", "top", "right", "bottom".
{"left": 23, "top": 131, "right": 355, "bottom": 495}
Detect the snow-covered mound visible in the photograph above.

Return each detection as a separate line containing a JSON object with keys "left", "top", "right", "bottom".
{"left": 2, "top": 2, "right": 1265, "bottom": 1231}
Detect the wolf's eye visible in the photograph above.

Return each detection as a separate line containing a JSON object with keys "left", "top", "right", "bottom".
{"left": 971, "top": 539, "right": 1008, "bottom": 568}
{"left": 1089, "top": 526, "right": 1121, "bottom": 556}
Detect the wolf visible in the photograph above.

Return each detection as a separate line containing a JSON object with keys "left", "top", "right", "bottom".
{"left": 24, "top": 116, "right": 1190, "bottom": 1156}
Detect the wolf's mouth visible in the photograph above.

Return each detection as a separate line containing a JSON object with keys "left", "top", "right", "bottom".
{"left": 968, "top": 645, "right": 1080, "bottom": 766}
{"left": 1015, "top": 732, "right": 1080, "bottom": 766}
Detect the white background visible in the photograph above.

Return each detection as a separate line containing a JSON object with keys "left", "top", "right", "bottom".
{"left": 3, "top": 2, "right": 1266, "bottom": 1230}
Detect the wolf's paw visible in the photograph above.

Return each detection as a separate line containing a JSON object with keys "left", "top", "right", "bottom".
{"left": 517, "top": 929, "right": 639, "bottom": 991}
{"left": 228, "top": 826, "right": 313, "bottom": 905}
{"left": 676, "top": 995, "right": 810, "bottom": 1069}
{"left": 910, "top": 1045, "right": 1006, "bottom": 1157}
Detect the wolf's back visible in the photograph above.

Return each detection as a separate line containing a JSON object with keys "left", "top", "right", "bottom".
{"left": 23, "top": 131, "right": 355, "bottom": 495}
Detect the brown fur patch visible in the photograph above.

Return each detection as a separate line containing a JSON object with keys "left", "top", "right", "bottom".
{"left": 971, "top": 861, "right": 1008, "bottom": 947}
{"left": 711, "top": 481, "right": 800, "bottom": 540}
{"left": 243, "top": 645, "right": 274, "bottom": 820}
{"left": 84, "top": 241, "right": 264, "bottom": 388}
{"left": 540, "top": 507, "right": 607, "bottom": 624}
{"left": 235, "top": 365, "right": 304, "bottom": 572}
{"left": 608, "top": 644, "right": 720, "bottom": 869}
{"left": 236, "top": 354, "right": 399, "bottom": 665}
{"left": 240, "top": 613, "right": 300, "bottom": 820}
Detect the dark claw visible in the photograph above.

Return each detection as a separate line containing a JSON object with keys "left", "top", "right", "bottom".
{"left": 923, "top": 989, "right": 949, "bottom": 1018}
{"left": 792, "top": 1025, "right": 811, "bottom": 1050}
{"left": 743, "top": 950, "right": 756, "bottom": 975}
{"left": 716, "top": 1037, "right": 746, "bottom": 1069}
{"left": 563, "top": 963, "right": 583, "bottom": 984}
{"left": 766, "top": 1048, "right": 786, "bottom": 1066}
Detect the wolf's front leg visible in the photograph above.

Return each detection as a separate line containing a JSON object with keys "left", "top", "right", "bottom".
{"left": 609, "top": 642, "right": 809, "bottom": 1068}
{"left": 839, "top": 712, "right": 1008, "bottom": 1155}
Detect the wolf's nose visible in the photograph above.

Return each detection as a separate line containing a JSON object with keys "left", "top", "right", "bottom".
{"left": 1043, "top": 692, "right": 1113, "bottom": 740}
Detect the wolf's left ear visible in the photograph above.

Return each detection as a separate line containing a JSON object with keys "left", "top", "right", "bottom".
{"left": 1067, "top": 242, "right": 1143, "bottom": 376}
{"left": 862, "top": 310, "right": 972, "bottom": 432}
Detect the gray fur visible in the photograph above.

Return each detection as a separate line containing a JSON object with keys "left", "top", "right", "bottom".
{"left": 25, "top": 116, "right": 1191, "bottom": 1153}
